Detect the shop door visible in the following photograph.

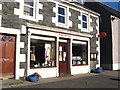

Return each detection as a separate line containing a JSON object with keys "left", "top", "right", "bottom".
{"left": 59, "top": 42, "right": 70, "bottom": 76}
{"left": 0, "top": 34, "right": 15, "bottom": 76}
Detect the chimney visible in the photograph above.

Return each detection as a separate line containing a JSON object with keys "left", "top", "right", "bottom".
{"left": 81, "top": 0, "right": 84, "bottom": 4}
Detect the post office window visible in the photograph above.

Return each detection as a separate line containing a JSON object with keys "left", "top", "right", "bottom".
{"left": 72, "top": 41, "right": 88, "bottom": 66}
{"left": 30, "top": 37, "right": 56, "bottom": 68}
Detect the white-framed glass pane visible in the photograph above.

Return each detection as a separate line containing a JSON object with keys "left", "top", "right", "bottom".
{"left": 58, "top": 15, "right": 65, "bottom": 23}
{"left": 82, "top": 15, "right": 87, "bottom": 21}
{"left": 24, "top": 0, "right": 34, "bottom": 7}
{"left": 82, "top": 22, "right": 87, "bottom": 28}
{"left": 58, "top": 7, "right": 65, "bottom": 15}
{"left": 24, "top": 6, "right": 33, "bottom": 16}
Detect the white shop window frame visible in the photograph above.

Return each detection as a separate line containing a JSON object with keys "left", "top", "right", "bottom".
{"left": 81, "top": 12, "right": 90, "bottom": 33}
{"left": 56, "top": 4, "right": 69, "bottom": 28}
{"left": 30, "top": 35, "right": 56, "bottom": 68}
{"left": 19, "top": 0, "right": 38, "bottom": 22}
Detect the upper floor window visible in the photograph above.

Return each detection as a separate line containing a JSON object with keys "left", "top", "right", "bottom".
{"left": 58, "top": 5, "right": 66, "bottom": 25}
{"left": 24, "top": 0, "right": 34, "bottom": 16}
{"left": 82, "top": 14, "right": 88, "bottom": 29}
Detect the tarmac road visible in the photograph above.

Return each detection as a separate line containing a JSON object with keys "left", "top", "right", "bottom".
{"left": 16, "top": 70, "right": 120, "bottom": 88}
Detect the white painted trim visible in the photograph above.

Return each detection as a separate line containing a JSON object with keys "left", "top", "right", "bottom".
{"left": 31, "top": 35, "right": 55, "bottom": 41}
{"left": 50, "top": 0, "right": 100, "bottom": 16}
{"left": 95, "top": 17, "right": 100, "bottom": 68}
{"left": 14, "top": 0, "right": 43, "bottom": 22}
{"left": 19, "top": 54, "right": 26, "bottom": 62}
{"left": 27, "top": 32, "right": 31, "bottom": 77}
{"left": 27, "top": 23, "right": 93, "bottom": 38}
{"left": 21, "top": 25, "right": 26, "bottom": 34}
{"left": 81, "top": 12, "right": 90, "bottom": 33}
{"left": 55, "top": 3, "right": 69, "bottom": 28}
{"left": 27, "top": 27, "right": 90, "bottom": 78}
{"left": 0, "top": 4, "right": 2, "bottom": 10}
{"left": 19, "top": 42, "right": 24, "bottom": 48}
{"left": 0, "top": 4, "right": 2, "bottom": 27}
{"left": 56, "top": 37, "right": 59, "bottom": 77}
{"left": 72, "top": 40, "right": 87, "bottom": 44}
{"left": 113, "top": 63, "right": 120, "bottom": 70}
{"left": 59, "top": 39, "right": 67, "bottom": 43}
{"left": 0, "top": 27, "right": 21, "bottom": 80}
{"left": 0, "top": 15, "right": 1, "bottom": 27}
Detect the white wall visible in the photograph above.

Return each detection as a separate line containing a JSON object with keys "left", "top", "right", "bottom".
{"left": 111, "top": 15, "right": 120, "bottom": 70}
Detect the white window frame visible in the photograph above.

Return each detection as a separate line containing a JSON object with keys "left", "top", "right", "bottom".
{"left": 81, "top": 13, "right": 89, "bottom": 32}
{"left": 19, "top": 0, "right": 38, "bottom": 21}
{"left": 56, "top": 3, "right": 69, "bottom": 28}
{"left": 58, "top": 5, "right": 67, "bottom": 25}
{"left": 24, "top": 0, "right": 35, "bottom": 17}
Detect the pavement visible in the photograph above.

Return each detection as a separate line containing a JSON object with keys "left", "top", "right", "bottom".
{"left": 0, "top": 70, "right": 120, "bottom": 88}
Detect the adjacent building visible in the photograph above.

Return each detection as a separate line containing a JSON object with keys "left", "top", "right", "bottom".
{"left": 0, "top": 0, "right": 100, "bottom": 80}
{"left": 85, "top": 0, "right": 120, "bottom": 70}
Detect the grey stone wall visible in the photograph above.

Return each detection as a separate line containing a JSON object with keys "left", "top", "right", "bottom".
{"left": 1, "top": 1, "right": 99, "bottom": 74}
{"left": 69, "top": 8, "right": 81, "bottom": 32}
{"left": 90, "top": 15, "right": 99, "bottom": 71}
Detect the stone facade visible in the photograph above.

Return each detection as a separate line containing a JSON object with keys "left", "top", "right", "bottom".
{"left": 0, "top": 0, "right": 100, "bottom": 79}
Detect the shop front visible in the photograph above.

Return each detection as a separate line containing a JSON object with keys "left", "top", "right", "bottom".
{"left": 27, "top": 27, "right": 90, "bottom": 78}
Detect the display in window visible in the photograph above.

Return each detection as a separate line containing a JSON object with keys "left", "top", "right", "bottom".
{"left": 72, "top": 41, "right": 88, "bottom": 65}
{"left": 30, "top": 38, "right": 55, "bottom": 68}
{"left": 59, "top": 46, "right": 62, "bottom": 61}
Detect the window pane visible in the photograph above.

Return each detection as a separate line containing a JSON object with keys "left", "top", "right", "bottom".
{"left": 82, "top": 22, "right": 87, "bottom": 28}
{"left": 24, "top": 0, "right": 34, "bottom": 6}
{"left": 72, "top": 42, "right": 88, "bottom": 65}
{"left": 58, "top": 7, "right": 65, "bottom": 15}
{"left": 24, "top": 6, "right": 33, "bottom": 16}
{"left": 8, "top": 36, "right": 13, "bottom": 42}
{"left": 30, "top": 39, "right": 55, "bottom": 68}
{"left": 82, "top": 15, "right": 87, "bottom": 21}
{"left": 0, "top": 37, "right": 6, "bottom": 41}
{"left": 58, "top": 15, "right": 65, "bottom": 23}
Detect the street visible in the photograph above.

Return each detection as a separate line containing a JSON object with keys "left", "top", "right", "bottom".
{"left": 15, "top": 70, "right": 120, "bottom": 88}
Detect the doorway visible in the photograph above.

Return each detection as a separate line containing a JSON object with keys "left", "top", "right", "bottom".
{"left": 59, "top": 39, "right": 70, "bottom": 76}
{"left": 0, "top": 34, "right": 16, "bottom": 78}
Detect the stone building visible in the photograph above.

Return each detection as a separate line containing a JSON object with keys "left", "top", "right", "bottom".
{"left": 0, "top": 0, "right": 100, "bottom": 80}
{"left": 85, "top": 0, "right": 120, "bottom": 70}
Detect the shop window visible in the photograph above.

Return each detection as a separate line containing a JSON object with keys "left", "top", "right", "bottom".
{"left": 30, "top": 38, "right": 55, "bottom": 68}
{"left": 82, "top": 14, "right": 88, "bottom": 29}
{"left": 72, "top": 41, "right": 88, "bottom": 66}
{"left": 24, "top": 0, "right": 34, "bottom": 16}
{"left": 58, "top": 6, "right": 66, "bottom": 24}
{"left": 90, "top": 53, "right": 97, "bottom": 61}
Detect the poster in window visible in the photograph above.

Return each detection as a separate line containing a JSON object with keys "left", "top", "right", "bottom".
{"left": 45, "top": 44, "right": 51, "bottom": 64}
{"left": 59, "top": 46, "right": 62, "bottom": 61}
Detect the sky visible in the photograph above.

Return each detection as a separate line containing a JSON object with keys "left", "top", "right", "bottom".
{"left": 84, "top": 0, "right": 120, "bottom": 11}
{"left": 96, "top": 0, "right": 120, "bottom": 11}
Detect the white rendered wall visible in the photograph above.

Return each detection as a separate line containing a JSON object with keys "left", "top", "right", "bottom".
{"left": 71, "top": 65, "right": 89, "bottom": 75}
{"left": 111, "top": 15, "right": 120, "bottom": 70}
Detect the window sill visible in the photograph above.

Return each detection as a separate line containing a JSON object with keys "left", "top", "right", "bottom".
{"left": 81, "top": 29, "right": 90, "bottom": 33}
{"left": 30, "top": 66, "right": 56, "bottom": 69}
{"left": 19, "top": 15, "right": 38, "bottom": 22}
{"left": 72, "top": 64, "right": 88, "bottom": 66}
{"left": 56, "top": 23, "right": 69, "bottom": 29}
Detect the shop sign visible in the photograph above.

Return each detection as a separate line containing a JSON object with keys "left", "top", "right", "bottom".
{"left": 59, "top": 34, "right": 71, "bottom": 38}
